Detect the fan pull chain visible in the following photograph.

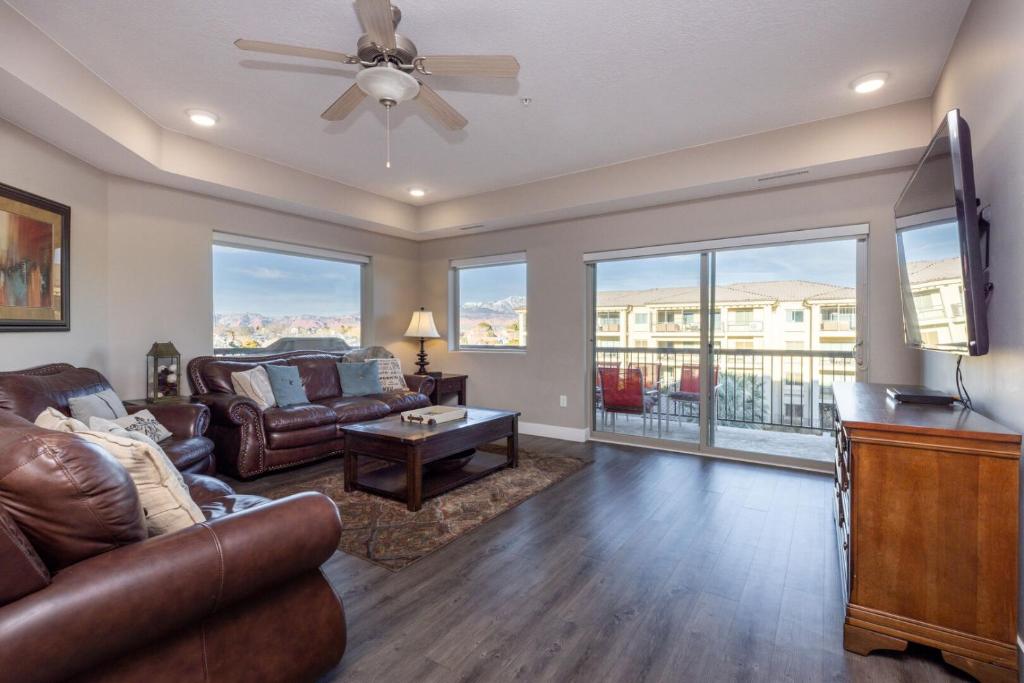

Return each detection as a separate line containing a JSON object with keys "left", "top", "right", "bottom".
{"left": 385, "top": 104, "right": 391, "bottom": 169}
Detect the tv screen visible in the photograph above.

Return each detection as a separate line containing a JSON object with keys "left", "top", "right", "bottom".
{"left": 894, "top": 109, "right": 989, "bottom": 356}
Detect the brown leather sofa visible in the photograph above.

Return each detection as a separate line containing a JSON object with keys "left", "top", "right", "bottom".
{"left": 188, "top": 351, "right": 435, "bottom": 479}
{"left": 0, "top": 363, "right": 216, "bottom": 474}
{"left": 0, "top": 407, "right": 346, "bottom": 682}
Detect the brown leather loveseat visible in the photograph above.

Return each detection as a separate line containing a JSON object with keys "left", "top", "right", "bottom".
{"left": 188, "top": 350, "right": 434, "bottom": 479}
{"left": 0, "top": 404, "right": 346, "bottom": 681}
{"left": 0, "top": 363, "right": 216, "bottom": 473}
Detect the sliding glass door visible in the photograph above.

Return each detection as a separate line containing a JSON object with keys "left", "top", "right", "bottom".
{"left": 708, "top": 240, "right": 859, "bottom": 463}
{"left": 588, "top": 229, "right": 865, "bottom": 466}
{"left": 592, "top": 253, "right": 703, "bottom": 449}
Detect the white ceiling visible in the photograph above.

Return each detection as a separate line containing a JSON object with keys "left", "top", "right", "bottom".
{"left": 8, "top": 0, "right": 969, "bottom": 204}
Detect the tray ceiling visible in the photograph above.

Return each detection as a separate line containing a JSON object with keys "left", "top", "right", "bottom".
{"left": 7, "top": 0, "right": 969, "bottom": 204}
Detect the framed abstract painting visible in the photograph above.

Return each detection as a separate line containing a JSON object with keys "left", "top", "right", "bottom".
{"left": 0, "top": 182, "right": 70, "bottom": 331}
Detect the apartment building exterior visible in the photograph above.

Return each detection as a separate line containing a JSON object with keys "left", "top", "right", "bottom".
{"left": 594, "top": 280, "right": 858, "bottom": 351}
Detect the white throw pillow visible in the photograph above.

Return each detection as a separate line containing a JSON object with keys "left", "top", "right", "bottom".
{"left": 89, "top": 409, "right": 173, "bottom": 443}
{"left": 230, "top": 366, "right": 276, "bottom": 410}
{"left": 73, "top": 430, "right": 204, "bottom": 536}
{"left": 34, "top": 407, "right": 88, "bottom": 433}
{"left": 36, "top": 408, "right": 203, "bottom": 536}
{"left": 376, "top": 357, "right": 408, "bottom": 392}
{"left": 67, "top": 388, "right": 128, "bottom": 421}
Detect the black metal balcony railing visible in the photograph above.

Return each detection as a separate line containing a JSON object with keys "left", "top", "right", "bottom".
{"left": 594, "top": 346, "right": 856, "bottom": 435}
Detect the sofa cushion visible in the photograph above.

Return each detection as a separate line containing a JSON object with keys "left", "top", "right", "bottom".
{"left": 376, "top": 358, "right": 408, "bottom": 392}
{"left": 265, "top": 365, "right": 308, "bottom": 408}
{"left": 0, "top": 424, "right": 146, "bottom": 570}
{"left": 266, "top": 424, "right": 340, "bottom": 450}
{"left": 70, "top": 429, "right": 205, "bottom": 536}
{"left": 337, "top": 360, "right": 382, "bottom": 397}
{"left": 292, "top": 357, "right": 342, "bottom": 401}
{"left": 230, "top": 366, "right": 276, "bottom": 410}
{"left": 68, "top": 388, "right": 128, "bottom": 422}
{"left": 314, "top": 396, "right": 391, "bottom": 424}
{"left": 263, "top": 404, "right": 337, "bottom": 432}
{"left": 0, "top": 366, "right": 111, "bottom": 422}
{"left": 365, "top": 390, "right": 432, "bottom": 414}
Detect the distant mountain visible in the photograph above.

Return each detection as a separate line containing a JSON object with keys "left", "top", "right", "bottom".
{"left": 460, "top": 295, "right": 526, "bottom": 319}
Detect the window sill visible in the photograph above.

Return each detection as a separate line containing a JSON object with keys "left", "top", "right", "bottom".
{"left": 452, "top": 346, "right": 527, "bottom": 355}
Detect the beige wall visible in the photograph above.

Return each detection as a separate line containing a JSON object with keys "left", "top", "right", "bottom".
{"left": 420, "top": 168, "right": 921, "bottom": 430}
{"left": 921, "top": 0, "right": 1024, "bottom": 644}
{"left": 923, "top": 0, "right": 1024, "bottom": 429}
{"left": 0, "top": 117, "right": 110, "bottom": 372}
{"left": 0, "top": 118, "right": 420, "bottom": 395}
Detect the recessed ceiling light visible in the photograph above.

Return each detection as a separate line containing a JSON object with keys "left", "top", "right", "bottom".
{"left": 408, "top": 188, "right": 426, "bottom": 198}
{"left": 187, "top": 109, "right": 219, "bottom": 127}
{"left": 851, "top": 73, "right": 888, "bottom": 94}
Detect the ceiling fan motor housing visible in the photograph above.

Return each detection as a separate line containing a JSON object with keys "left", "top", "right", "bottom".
{"left": 356, "top": 33, "right": 418, "bottom": 65}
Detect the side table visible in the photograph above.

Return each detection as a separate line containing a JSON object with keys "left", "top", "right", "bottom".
{"left": 428, "top": 374, "right": 467, "bottom": 406}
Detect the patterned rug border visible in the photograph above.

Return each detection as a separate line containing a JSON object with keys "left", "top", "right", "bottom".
{"left": 263, "top": 446, "right": 591, "bottom": 572}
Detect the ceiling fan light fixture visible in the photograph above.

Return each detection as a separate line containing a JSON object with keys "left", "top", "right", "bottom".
{"left": 355, "top": 65, "right": 420, "bottom": 105}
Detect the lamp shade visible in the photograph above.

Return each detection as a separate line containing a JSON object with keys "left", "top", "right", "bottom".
{"left": 405, "top": 308, "right": 440, "bottom": 338}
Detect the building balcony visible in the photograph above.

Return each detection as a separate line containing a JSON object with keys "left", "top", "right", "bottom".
{"left": 821, "top": 317, "right": 855, "bottom": 331}
{"left": 593, "top": 345, "right": 856, "bottom": 462}
{"left": 598, "top": 323, "right": 621, "bottom": 332}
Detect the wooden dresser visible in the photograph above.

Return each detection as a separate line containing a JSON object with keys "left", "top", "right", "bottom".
{"left": 833, "top": 383, "right": 1020, "bottom": 682}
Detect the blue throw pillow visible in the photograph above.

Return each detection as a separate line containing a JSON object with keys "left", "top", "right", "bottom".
{"left": 263, "top": 364, "right": 308, "bottom": 407}
{"left": 337, "top": 360, "right": 383, "bottom": 397}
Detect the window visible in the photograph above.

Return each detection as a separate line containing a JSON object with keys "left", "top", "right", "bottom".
{"left": 451, "top": 253, "right": 526, "bottom": 350}
{"left": 786, "top": 309, "right": 805, "bottom": 324}
{"left": 634, "top": 312, "right": 649, "bottom": 325}
{"left": 212, "top": 235, "right": 367, "bottom": 353}
{"left": 786, "top": 341, "right": 805, "bottom": 350}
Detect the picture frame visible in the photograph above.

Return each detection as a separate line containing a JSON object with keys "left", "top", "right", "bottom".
{"left": 0, "top": 182, "right": 70, "bottom": 332}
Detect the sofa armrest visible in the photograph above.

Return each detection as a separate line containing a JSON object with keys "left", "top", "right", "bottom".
{"left": 405, "top": 374, "right": 435, "bottom": 397}
{"left": 194, "top": 392, "right": 261, "bottom": 427}
{"left": 0, "top": 492, "right": 340, "bottom": 683}
{"left": 126, "top": 401, "right": 210, "bottom": 438}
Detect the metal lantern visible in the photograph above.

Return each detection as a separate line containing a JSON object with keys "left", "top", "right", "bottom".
{"left": 146, "top": 342, "right": 181, "bottom": 402}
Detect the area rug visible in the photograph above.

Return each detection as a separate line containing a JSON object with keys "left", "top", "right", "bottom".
{"left": 261, "top": 445, "right": 588, "bottom": 571}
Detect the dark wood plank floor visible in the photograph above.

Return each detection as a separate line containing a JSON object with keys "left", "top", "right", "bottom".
{"left": 236, "top": 436, "right": 972, "bottom": 682}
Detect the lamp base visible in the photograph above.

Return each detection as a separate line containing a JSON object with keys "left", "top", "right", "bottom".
{"left": 415, "top": 337, "right": 429, "bottom": 375}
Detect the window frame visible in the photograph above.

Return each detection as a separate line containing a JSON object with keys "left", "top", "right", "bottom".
{"left": 212, "top": 232, "right": 371, "bottom": 353}
{"left": 449, "top": 252, "right": 527, "bottom": 352}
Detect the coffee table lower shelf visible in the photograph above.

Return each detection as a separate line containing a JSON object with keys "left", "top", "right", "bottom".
{"left": 350, "top": 450, "right": 509, "bottom": 507}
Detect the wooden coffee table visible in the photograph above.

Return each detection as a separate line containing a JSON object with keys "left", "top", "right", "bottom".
{"left": 340, "top": 407, "right": 520, "bottom": 511}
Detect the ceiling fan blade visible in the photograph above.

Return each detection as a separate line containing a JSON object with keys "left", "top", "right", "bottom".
{"left": 235, "top": 39, "right": 357, "bottom": 64}
{"left": 418, "top": 55, "right": 520, "bottom": 78}
{"left": 355, "top": 0, "right": 397, "bottom": 51}
{"left": 416, "top": 84, "right": 467, "bottom": 130}
{"left": 321, "top": 84, "right": 367, "bottom": 121}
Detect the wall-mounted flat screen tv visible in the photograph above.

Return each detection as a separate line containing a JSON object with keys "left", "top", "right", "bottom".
{"left": 894, "top": 108, "right": 989, "bottom": 356}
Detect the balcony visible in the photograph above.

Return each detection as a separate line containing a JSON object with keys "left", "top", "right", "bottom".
{"left": 727, "top": 320, "right": 763, "bottom": 332}
{"left": 821, "top": 316, "right": 856, "bottom": 332}
{"left": 597, "top": 323, "right": 621, "bottom": 332}
{"left": 653, "top": 322, "right": 681, "bottom": 332}
{"left": 593, "top": 346, "right": 856, "bottom": 462}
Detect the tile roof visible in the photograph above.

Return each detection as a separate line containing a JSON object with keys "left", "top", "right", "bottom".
{"left": 596, "top": 280, "right": 856, "bottom": 307}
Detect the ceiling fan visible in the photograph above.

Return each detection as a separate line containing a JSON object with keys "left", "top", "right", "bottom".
{"left": 235, "top": 0, "right": 520, "bottom": 167}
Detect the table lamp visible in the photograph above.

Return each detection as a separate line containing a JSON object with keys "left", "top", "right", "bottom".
{"left": 405, "top": 307, "right": 441, "bottom": 375}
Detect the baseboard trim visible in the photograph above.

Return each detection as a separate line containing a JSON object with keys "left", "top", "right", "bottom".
{"left": 518, "top": 422, "right": 590, "bottom": 443}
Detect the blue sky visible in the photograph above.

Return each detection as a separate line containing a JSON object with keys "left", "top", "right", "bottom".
{"left": 597, "top": 239, "right": 858, "bottom": 291}
{"left": 898, "top": 220, "right": 960, "bottom": 263}
{"left": 213, "top": 245, "right": 361, "bottom": 317}
{"left": 459, "top": 263, "right": 527, "bottom": 303}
